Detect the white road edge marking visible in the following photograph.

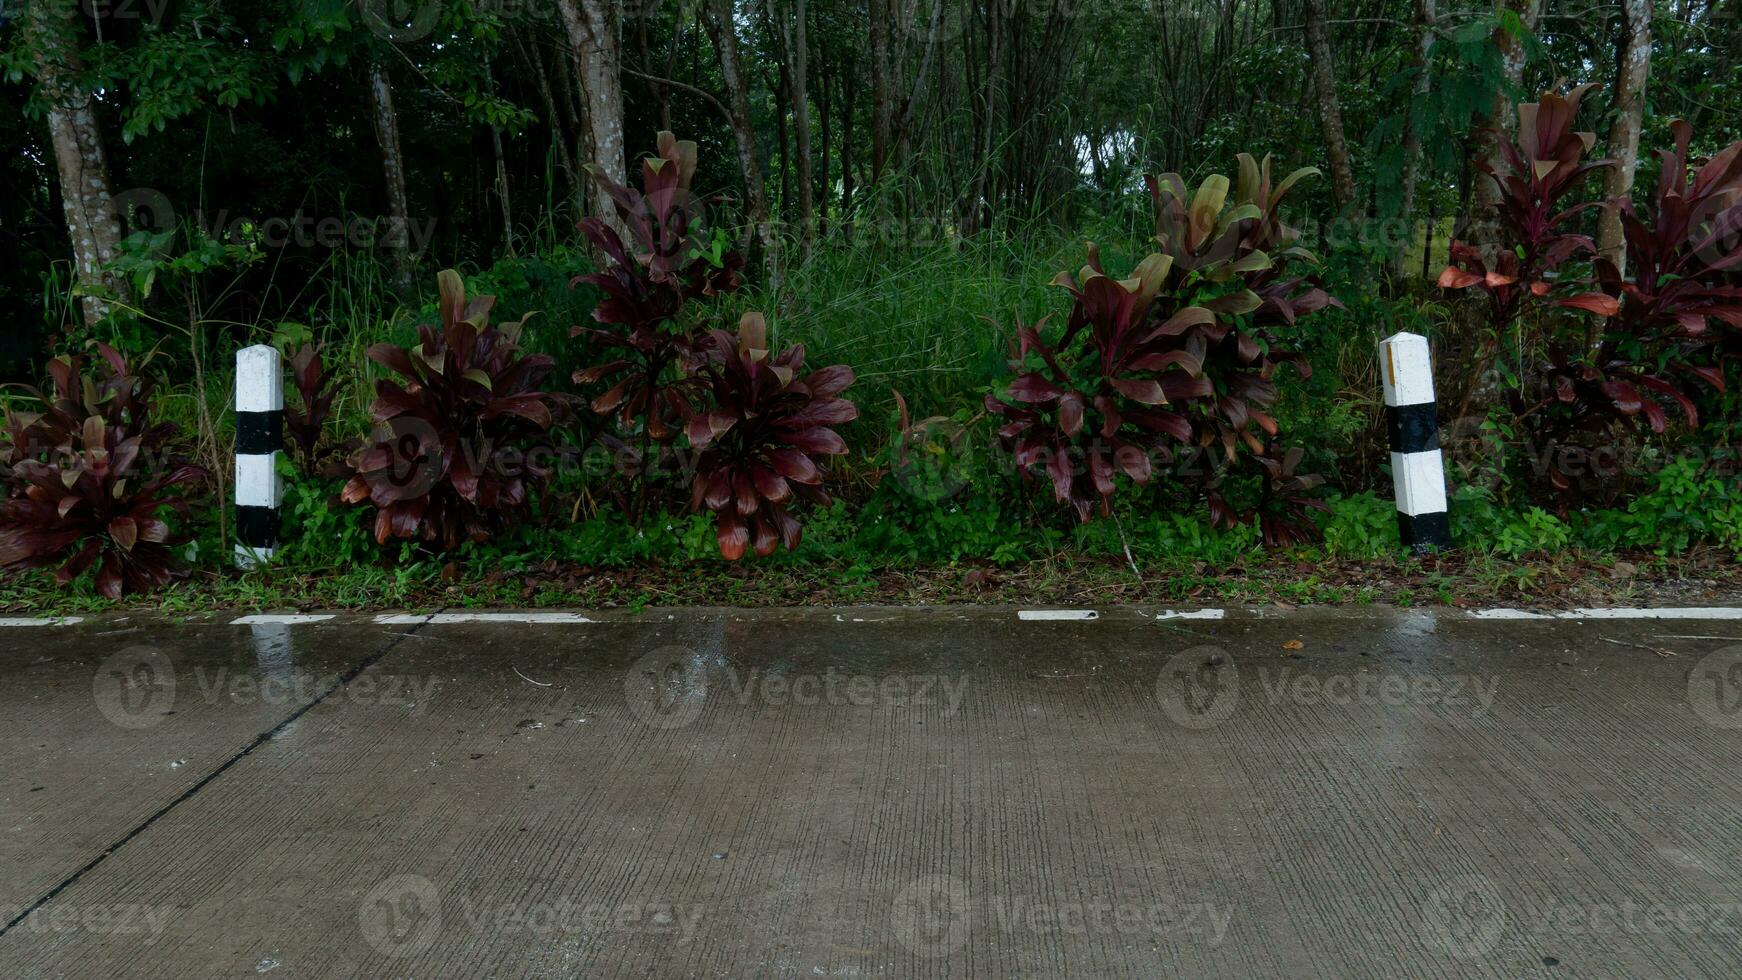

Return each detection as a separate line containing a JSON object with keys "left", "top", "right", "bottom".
{"left": 230, "top": 614, "right": 336, "bottom": 625}
{"left": 1018, "top": 610, "right": 1099, "bottom": 621}
{"left": 1560, "top": 607, "right": 1742, "bottom": 620}
{"left": 375, "top": 612, "right": 597, "bottom": 625}
{"left": 0, "top": 617, "right": 84, "bottom": 627}
{"left": 1155, "top": 609, "right": 1225, "bottom": 621}
{"left": 1472, "top": 607, "right": 1742, "bottom": 621}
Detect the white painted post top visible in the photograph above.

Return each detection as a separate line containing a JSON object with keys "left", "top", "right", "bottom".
{"left": 236, "top": 345, "right": 284, "bottom": 413}
{"left": 1379, "top": 332, "right": 1435, "bottom": 407}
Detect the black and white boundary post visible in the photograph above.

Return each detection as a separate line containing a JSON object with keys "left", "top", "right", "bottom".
{"left": 234, "top": 345, "right": 283, "bottom": 568}
{"left": 1380, "top": 331, "right": 1451, "bottom": 553}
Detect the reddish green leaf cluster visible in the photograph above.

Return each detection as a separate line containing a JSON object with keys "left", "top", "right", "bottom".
{"left": 987, "top": 154, "right": 1334, "bottom": 546}
{"left": 0, "top": 345, "right": 204, "bottom": 598}
{"left": 1442, "top": 88, "right": 1742, "bottom": 490}
{"left": 1439, "top": 86, "right": 1617, "bottom": 325}
{"left": 572, "top": 132, "right": 744, "bottom": 444}
{"left": 286, "top": 342, "right": 336, "bottom": 471}
{"left": 343, "top": 270, "right": 558, "bottom": 550}
{"left": 686, "top": 313, "right": 856, "bottom": 560}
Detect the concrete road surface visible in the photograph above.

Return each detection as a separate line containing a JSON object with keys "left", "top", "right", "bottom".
{"left": 3, "top": 606, "right": 1742, "bottom": 978}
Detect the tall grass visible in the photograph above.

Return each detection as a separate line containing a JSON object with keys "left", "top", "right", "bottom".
{"left": 716, "top": 226, "right": 1099, "bottom": 426}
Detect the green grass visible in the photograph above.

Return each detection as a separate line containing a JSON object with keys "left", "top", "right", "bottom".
{"left": 8, "top": 215, "right": 1742, "bottom": 613}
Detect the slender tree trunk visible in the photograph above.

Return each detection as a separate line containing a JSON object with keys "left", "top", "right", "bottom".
{"left": 1468, "top": 0, "right": 1542, "bottom": 260}
{"left": 1396, "top": 0, "right": 1437, "bottom": 276}
{"left": 517, "top": 33, "right": 578, "bottom": 196}
{"left": 869, "top": 0, "right": 894, "bottom": 181}
{"left": 558, "top": 0, "right": 627, "bottom": 238}
{"left": 770, "top": 0, "right": 816, "bottom": 247}
{"left": 895, "top": 0, "right": 946, "bottom": 170}
{"left": 25, "top": 0, "right": 128, "bottom": 326}
{"left": 1302, "top": 0, "right": 1359, "bottom": 214}
{"left": 961, "top": 0, "right": 1003, "bottom": 237}
{"left": 840, "top": 66, "right": 857, "bottom": 223}
{"left": 481, "top": 56, "right": 514, "bottom": 255}
{"left": 703, "top": 0, "right": 774, "bottom": 262}
{"left": 367, "top": 63, "right": 415, "bottom": 292}
{"left": 1596, "top": 0, "right": 1652, "bottom": 275}
{"left": 638, "top": 10, "right": 671, "bottom": 132}
{"left": 774, "top": 54, "right": 794, "bottom": 221}
{"left": 818, "top": 58, "right": 833, "bottom": 237}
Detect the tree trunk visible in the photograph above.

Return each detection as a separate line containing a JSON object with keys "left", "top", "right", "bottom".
{"left": 895, "top": 0, "right": 946, "bottom": 170}
{"left": 770, "top": 0, "right": 816, "bottom": 247}
{"left": 637, "top": 10, "right": 670, "bottom": 132}
{"left": 1468, "top": 0, "right": 1542, "bottom": 260}
{"left": 367, "top": 63, "right": 415, "bottom": 292}
{"left": 817, "top": 57, "right": 833, "bottom": 237}
{"left": 1302, "top": 0, "right": 1359, "bottom": 214}
{"left": 869, "top": 0, "right": 893, "bottom": 181}
{"left": 558, "top": 0, "right": 627, "bottom": 238}
{"left": 961, "top": 0, "right": 1003, "bottom": 237}
{"left": 775, "top": 57, "right": 793, "bottom": 220}
{"left": 1596, "top": 0, "right": 1652, "bottom": 275}
{"left": 24, "top": 0, "right": 129, "bottom": 326}
{"left": 840, "top": 66, "right": 857, "bottom": 223}
{"left": 1396, "top": 0, "right": 1437, "bottom": 276}
{"left": 703, "top": 0, "right": 774, "bottom": 261}
{"left": 516, "top": 33, "right": 579, "bottom": 196}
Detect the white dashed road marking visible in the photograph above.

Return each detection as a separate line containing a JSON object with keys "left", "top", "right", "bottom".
{"left": 0, "top": 617, "right": 84, "bottom": 627}
{"left": 1018, "top": 610, "right": 1100, "bottom": 621}
{"left": 230, "top": 614, "right": 336, "bottom": 625}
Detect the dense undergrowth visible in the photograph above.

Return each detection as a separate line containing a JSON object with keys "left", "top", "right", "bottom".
{"left": 7, "top": 106, "right": 1742, "bottom": 608}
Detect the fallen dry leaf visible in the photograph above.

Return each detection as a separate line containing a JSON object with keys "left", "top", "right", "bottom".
{"left": 1282, "top": 639, "right": 1305, "bottom": 651}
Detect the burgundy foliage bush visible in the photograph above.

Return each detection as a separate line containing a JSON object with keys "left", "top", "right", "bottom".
{"left": 987, "top": 154, "right": 1335, "bottom": 546}
{"left": 686, "top": 313, "right": 856, "bottom": 559}
{"left": 571, "top": 132, "right": 744, "bottom": 453}
{"left": 1441, "top": 87, "right": 1742, "bottom": 491}
{"left": 343, "top": 270, "right": 558, "bottom": 550}
{"left": 0, "top": 345, "right": 204, "bottom": 598}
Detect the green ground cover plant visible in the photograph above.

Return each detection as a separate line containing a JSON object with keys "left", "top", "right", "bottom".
{"left": 4, "top": 95, "right": 1742, "bottom": 608}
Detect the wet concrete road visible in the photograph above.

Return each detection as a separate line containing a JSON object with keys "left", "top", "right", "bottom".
{"left": 3, "top": 607, "right": 1742, "bottom": 978}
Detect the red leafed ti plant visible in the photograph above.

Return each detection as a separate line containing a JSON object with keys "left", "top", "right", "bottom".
{"left": 988, "top": 154, "right": 1336, "bottom": 546}
{"left": 286, "top": 343, "right": 337, "bottom": 471}
{"left": 1586, "top": 120, "right": 1742, "bottom": 430}
{"left": 0, "top": 345, "right": 205, "bottom": 598}
{"left": 1441, "top": 88, "right": 1742, "bottom": 495}
{"left": 571, "top": 132, "right": 745, "bottom": 522}
{"left": 686, "top": 313, "right": 856, "bottom": 559}
{"left": 343, "top": 270, "right": 559, "bottom": 550}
